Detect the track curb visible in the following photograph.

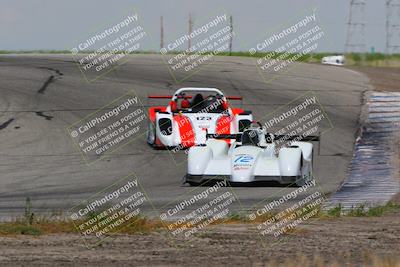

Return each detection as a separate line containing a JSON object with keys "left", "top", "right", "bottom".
{"left": 324, "top": 91, "right": 400, "bottom": 210}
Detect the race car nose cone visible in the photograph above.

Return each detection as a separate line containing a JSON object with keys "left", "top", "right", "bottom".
{"left": 231, "top": 146, "right": 259, "bottom": 182}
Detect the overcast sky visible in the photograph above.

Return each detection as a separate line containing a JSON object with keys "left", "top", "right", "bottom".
{"left": 0, "top": 0, "right": 386, "bottom": 52}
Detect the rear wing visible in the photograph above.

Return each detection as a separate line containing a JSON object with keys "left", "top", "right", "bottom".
{"left": 148, "top": 95, "right": 175, "bottom": 99}
{"left": 274, "top": 135, "right": 320, "bottom": 142}
{"left": 206, "top": 133, "right": 320, "bottom": 142}
{"left": 148, "top": 95, "right": 191, "bottom": 99}
{"left": 206, "top": 133, "right": 321, "bottom": 154}
{"left": 147, "top": 95, "right": 242, "bottom": 100}
{"left": 226, "top": 96, "right": 242, "bottom": 100}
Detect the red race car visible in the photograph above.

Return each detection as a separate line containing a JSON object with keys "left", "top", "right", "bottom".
{"left": 147, "top": 87, "right": 253, "bottom": 149}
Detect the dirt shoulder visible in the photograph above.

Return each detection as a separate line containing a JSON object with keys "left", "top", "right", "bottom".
{"left": 349, "top": 66, "right": 400, "bottom": 92}
{"left": 0, "top": 212, "right": 399, "bottom": 266}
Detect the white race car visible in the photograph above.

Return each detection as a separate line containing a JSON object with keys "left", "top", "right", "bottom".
{"left": 321, "top": 55, "right": 345, "bottom": 66}
{"left": 147, "top": 88, "right": 253, "bottom": 149}
{"left": 185, "top": 123, "right": 318, "bottom": 186}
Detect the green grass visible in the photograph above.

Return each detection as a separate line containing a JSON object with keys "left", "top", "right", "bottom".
{"left": 325, "top": 204, "right": 342, "bottom": 217}
{"left": 0, "top": 215, "right": 165, "bottom": 236}
{"left": 222, "top": 212, "right": 251, "bottom": 223}
{"left": 0, "top": 203, "right": 397, "bottom": 236}
{"left": 0, "top": 224, "right": 42, "bottom": 236}
{"left": 0, "top": 201, "right": 398, "bottom": 236}
{"left": 0, "top": 50, "right": 73, "bottom": 54}
{"left": 324, "top": 202, "right": 400, "bottom": 217}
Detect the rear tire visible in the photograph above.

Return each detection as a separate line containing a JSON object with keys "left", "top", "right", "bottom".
{"left": 184, "top": 175, "right": 202, "bottom": 186}
{"left": 295, "top": 175, "right": 313, "bottom": 187}
{"left": 147, "top": 121, "right": 157, "bottom": 148}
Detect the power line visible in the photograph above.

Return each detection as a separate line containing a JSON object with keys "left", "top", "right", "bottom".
{"left": 188, "top": 13, "right": 193, "bottom": 51}
{"left": 345, "top": 0, "right": 366, "bottom": 53}
{"left": 160, "top": 16, "right": 164, "bottom": 50}
{"left": 229, "top": 15, "right": 233, "bottom": 55}
{"left": 386, "top": 0, "right": 400, "bottom": 54}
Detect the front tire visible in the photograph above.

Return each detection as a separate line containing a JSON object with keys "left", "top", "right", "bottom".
{"left": 184, "top": 174, "right": 202, "bottom": 186}
{"left": 295, "top": 174, "right": 314, "bottom": 187}
{"left": 187, "top": 181, "right": 201, "bottom": 186}
{"left": 296, "top": 161, "right": 314, "bottom": 186}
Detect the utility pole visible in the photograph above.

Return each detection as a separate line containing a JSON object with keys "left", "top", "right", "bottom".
{"left": 229, "top": 15, "right": 233, "bottom": 55}
{"left": 345, "top": 0, "right": 366, "bottom": 53}
{"left": 160, "top": 16, "right": 164, "bottom": 50}
{"left": 386, "top": 0, "right": 400, "bottom": 54}
{"left": 188, "top": 13, "right": 193, "bottom": 51}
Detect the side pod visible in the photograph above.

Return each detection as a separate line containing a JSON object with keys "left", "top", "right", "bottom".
{"left": 188, "top": 146, "right": 212, "bottom": 175}
{"left": 155, "top": 112, "right": 174, "bottom": 146}
{"left": 278, "top": 147, "right": 302, "bottom": 176}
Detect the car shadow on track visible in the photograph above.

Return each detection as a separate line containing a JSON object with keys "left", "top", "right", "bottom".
{"left": 189, "top": 180, "right": 295, "bottom": 188}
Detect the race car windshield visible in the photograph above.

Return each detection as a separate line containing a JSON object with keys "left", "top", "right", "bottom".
{"left": 187, "top": 94, "right": 225, "bottom": 113}
{"left": 241, "top": 130, "right": 259, "bottom": 146}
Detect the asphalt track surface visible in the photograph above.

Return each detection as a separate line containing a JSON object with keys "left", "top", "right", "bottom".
{"left": 0, "top": 54, "right": 372, "bottom": 219}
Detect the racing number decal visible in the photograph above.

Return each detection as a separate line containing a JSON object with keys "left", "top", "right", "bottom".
{"left": 196, "top": 116, "right": 212, "bottom": 121}
{"left": 234, "top": 155, "right": 253, "bottom": 163}
{"left": 233, "top": 155, "right": 254, "bottom": 170}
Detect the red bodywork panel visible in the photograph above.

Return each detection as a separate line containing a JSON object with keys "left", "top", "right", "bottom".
{"left": 216, "top": 115, "right": 232, "bottom": 135}
{"left": 149, "top": 106, "right": 167, "bottom": 122}
{"left": 173, "top": 115, "right": 195, "bottom": 147}
{"left": 231, "top": 108, "right": 244, "bottom": 115}
{"left": 216, "top": 115, "right": 235, "bottom": 144}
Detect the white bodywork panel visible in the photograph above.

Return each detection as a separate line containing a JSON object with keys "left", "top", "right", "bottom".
{"left": 321, "top": 55, "right": 345, "bottom": 66}
{"left": 187, "top": 139, "right": 313, "bottom": 183}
